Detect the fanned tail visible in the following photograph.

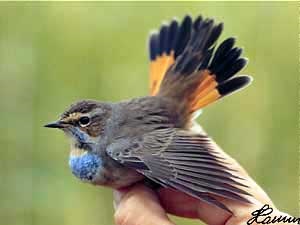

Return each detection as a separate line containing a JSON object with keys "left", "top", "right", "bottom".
{"left": 148, "top": 15, "right": 252, "bottom": 119}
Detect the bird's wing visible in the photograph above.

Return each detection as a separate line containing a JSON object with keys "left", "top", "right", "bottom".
{"left": 107, "top": 128, "right": 251, "bottom": 212}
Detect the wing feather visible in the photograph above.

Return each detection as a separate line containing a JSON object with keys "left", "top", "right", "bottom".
{"left": 107, "top": 129, "right": 251, "bottom": 212}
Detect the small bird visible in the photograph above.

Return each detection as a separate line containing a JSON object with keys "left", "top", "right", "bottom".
{"left": 45, "top": 15, "right": 252, "bottom": 212}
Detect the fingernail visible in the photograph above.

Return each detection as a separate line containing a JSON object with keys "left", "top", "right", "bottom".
{"left": 113, "top": 190, "right": 124, "bottom": 210}
{"left": 113, "top": 200, "right": 118, "bottom": 210}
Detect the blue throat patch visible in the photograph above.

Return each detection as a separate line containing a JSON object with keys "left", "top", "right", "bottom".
{"left": 69, "top": 152, "right": 102, "bottom": 182}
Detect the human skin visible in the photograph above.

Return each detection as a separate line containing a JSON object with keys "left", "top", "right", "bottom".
{"left": 113, "top": 145, "right": 294, "bottom": 225}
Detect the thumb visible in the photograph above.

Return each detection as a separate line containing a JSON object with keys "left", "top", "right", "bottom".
{"left": 113, "top": 184, "right": 174, "bottom": 225}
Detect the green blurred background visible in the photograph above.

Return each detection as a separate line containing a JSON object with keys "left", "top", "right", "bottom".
{"left": 0, "top": 2, "right": 297, "bottom": 225}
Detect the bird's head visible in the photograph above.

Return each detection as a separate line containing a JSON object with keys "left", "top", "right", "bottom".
{"left": 45, "top": 100, "right": 111, "bottom": 152}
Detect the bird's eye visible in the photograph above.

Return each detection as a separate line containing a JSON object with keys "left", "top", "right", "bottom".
{"left": 79, "top": 116, "right": 90, "bottom": 127}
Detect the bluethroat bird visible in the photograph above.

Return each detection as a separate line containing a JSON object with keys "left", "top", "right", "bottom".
{"left": 45, "top": 15, "right": 252, "bottom": 212}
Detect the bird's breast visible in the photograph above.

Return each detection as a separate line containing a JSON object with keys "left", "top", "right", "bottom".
{"left": 68, "top": 147, "right": 143, "bottom": 188}
{"left": 69, "top": 148, "right": 102, "bottom": 182}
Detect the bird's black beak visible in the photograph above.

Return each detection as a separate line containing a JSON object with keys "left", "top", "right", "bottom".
{"left": 44, "top": 121, "right": 65, "bottom": 129}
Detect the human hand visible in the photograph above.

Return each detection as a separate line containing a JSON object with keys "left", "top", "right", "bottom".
{"left": 113, "top": 144, "right": 292, "bottom": 225}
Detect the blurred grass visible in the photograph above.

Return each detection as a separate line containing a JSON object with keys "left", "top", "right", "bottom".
{"left": 0, "top": 2, "right": 297, "bottom": 225}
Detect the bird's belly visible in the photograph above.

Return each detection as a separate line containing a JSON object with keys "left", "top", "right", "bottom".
{"left": 69, "top": 148, "right": 143, "bottom": 188}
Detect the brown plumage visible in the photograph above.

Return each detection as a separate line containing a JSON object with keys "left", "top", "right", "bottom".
{"left": 45, "top": 15, "right": 252, "bottom": 212}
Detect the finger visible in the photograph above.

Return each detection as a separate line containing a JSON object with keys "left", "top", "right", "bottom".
{"left": 158, "top": 188, "right": 231, "bottom": 225}
{"left": 158, "top": 187, "right": 268, "bottom": 225}
{"left": 113, "top": 184, "right": 174, "bottom": 225}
